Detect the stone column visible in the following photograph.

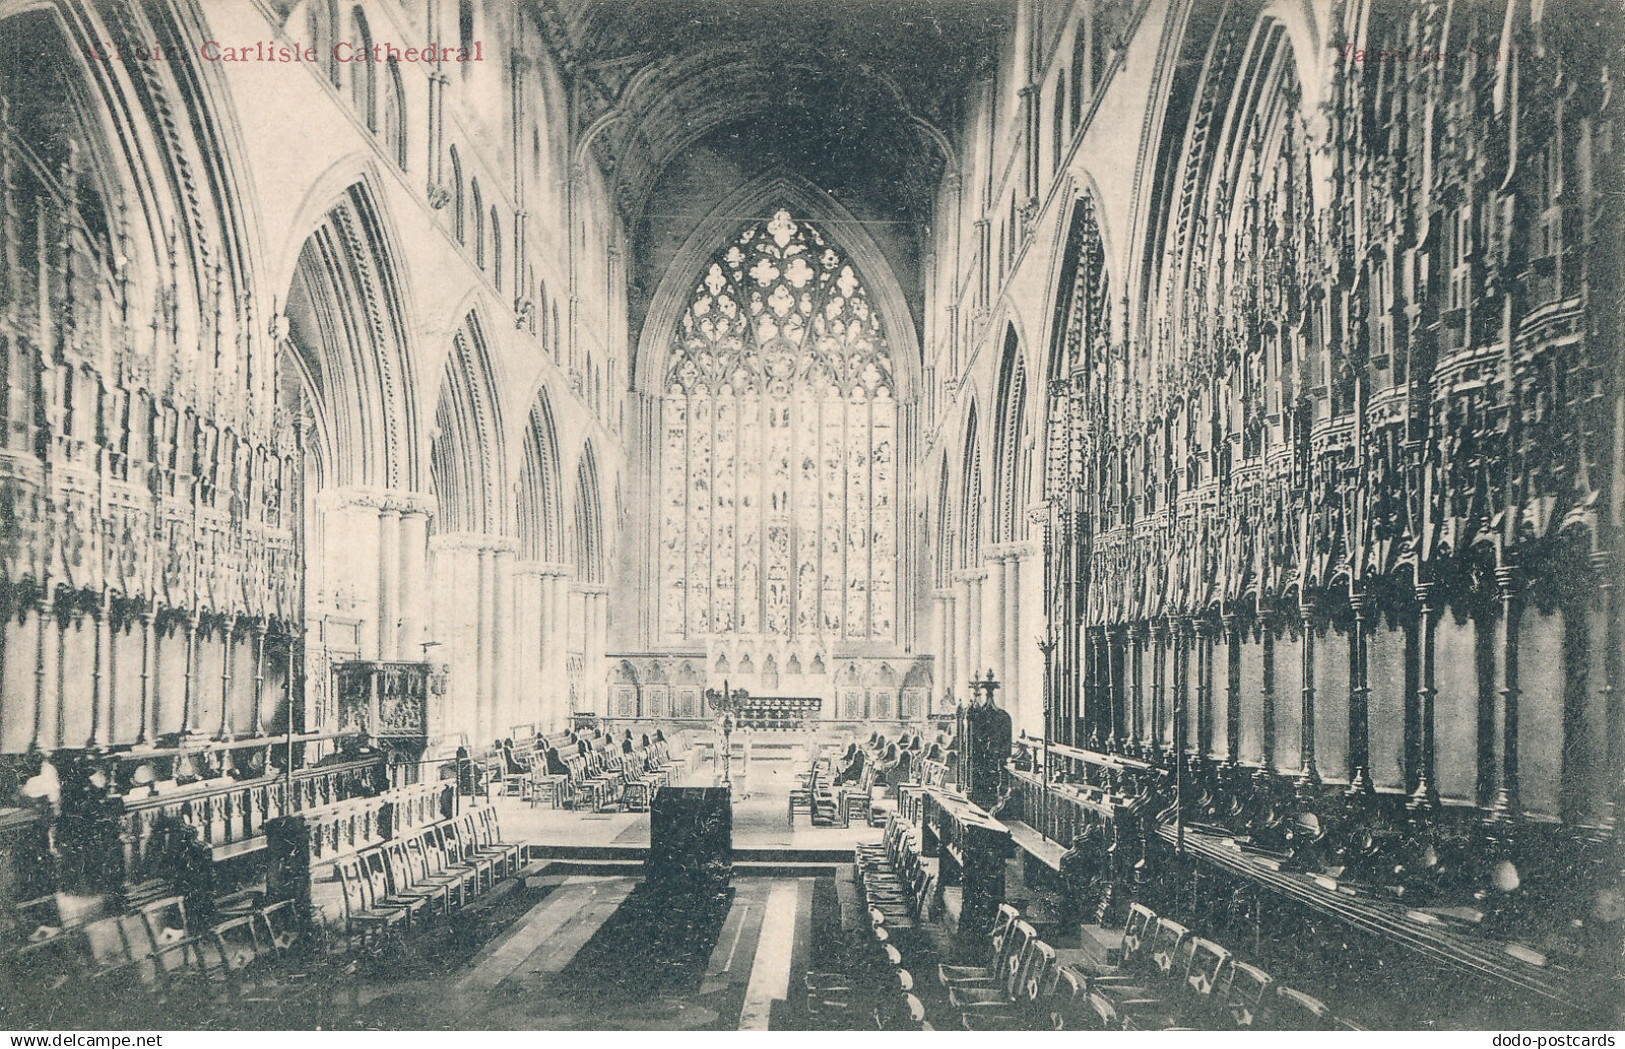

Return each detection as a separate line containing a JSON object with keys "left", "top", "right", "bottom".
{"left": 1261, "top": 615, "right": 1277, "bottom": 771}
{"left": 597, "top": 590, "right": 611, "bottom": 712}
{"left": 549, "top": 570, "right": 568, "bottom": 729}
{"left": 251, "top": 624, "right": 268, "bottom": 736}
{"left": 1004, "top": 552, "right": 1022, "bottom": 705}
{"left": 931, "top": 592, "right": 949, "bottom": 716}
{"left": 988, "top": 552, "right": 1007, "bottom": 681}
{"left": 493, "top": 546, "right": 516, "bottom": 738}
{"left": 1490, "top": 565, "right": 1523, "bottom": 818}
{"left": 1300, "top": 597, "right": 1320, "bottom": 785}
{"left": 1348, "top": 590, "right": 1373, "bottom": 794}
{"left": 218, "top": 615, "right": 237, "bottom": 740}
{"left": 969, "top": 571, "right": 985, "bottom": 680}
{"left": 1173, "top": 617, "right": 1191, "bottom": 762}
{"left": 476, "top": 546, "right": 495, "bottom": 745}
{"left": 31, "top": 596, "right": 50, "bottom": 750}
{"left": 1150, "top": 619, "right": 1168, "bottom": 756}
{"left": 378, "top": 507, "right": 401, "bottom": 660}
{"left": 1193, "top": 619, "right": 1212, "bottom": 758}
{"left": 398, "top": 509, "right": 430, "bottom": 659}
{"left": 1594, "top": 550, "right": 1621, "bottom": 814}
{"left": 1128, "top": 623, "right": 1143, "bottom": 749}
{"left": 1225, "top": 612, "right": 1242, "bottom": 765}
{"left": 956, "top": 573, "right": 973, "bottom": 696}
{"left": 88, "top": 598, "right": 107, "bottom": 748}
{"left": 1410, "top": 582, "right": 1439, "bottom": 809}
{"left": 138, "top": 610, "right": 156, "bottom": 744}
{"left": 515, "top": 564, "right": 542, "bottom": 726}
{"left": 182, "top": 614, "right": 198, "bottom": 734}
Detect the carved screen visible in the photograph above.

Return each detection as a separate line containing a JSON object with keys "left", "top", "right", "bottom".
{"left": 660, "top": 209, "right": 897, "bottom": 643}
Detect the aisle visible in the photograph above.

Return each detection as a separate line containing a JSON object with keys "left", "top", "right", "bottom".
{"left": 355, "top": 875, "right": 819, "bottom": 1030}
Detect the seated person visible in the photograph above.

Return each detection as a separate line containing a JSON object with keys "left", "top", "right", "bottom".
{"left": 503, "top": 738, "right": 525, "bottom": 774}
{"left": 874, "top": 743, "right": 900, "bottom": 785}
{"left": 833, "top": 744, "right": 866, "bottom": 786}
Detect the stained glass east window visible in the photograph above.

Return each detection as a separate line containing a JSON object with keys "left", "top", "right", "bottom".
{"left": 659, "top": 209, "right": 896, "bottom": 643}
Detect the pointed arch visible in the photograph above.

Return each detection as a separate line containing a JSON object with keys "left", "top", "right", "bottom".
{"left": 517, "top": 390, "right": 565, "bottom": 563}
{"left": 992, "top": 323, "right": 1031, "bottom": 544}
{"left": 650, "top": 198, "right": 901, "bottom": 643}
{"left": 959, "top": 401, "right": 983, "bottom": 571}
{"left": 449, "top": 145, "right": 465, "bottom": 243}
{"left": 471, "top": 178, "right": 485, "bottom": 269}
{"left": 383, "top": 58, "right": 406, "bottom": 168}
{"left": 573, "top": 441, "right": 605, "bottom": 583}
{"left": 633, "top": 173, "right": 921, "bottom": 397}
{"left": 431, "top": 312, "right": 506, "bottom": 535}
{"left": 348, "top": 6, "right": 376, "bottom": 130}
{"left": 934, "top": 454, "right": 954, "bottom": 589}
{"left": 282, "top": 181, "right": 422, "bottom": 491}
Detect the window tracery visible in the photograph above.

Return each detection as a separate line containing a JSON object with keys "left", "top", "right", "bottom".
{"left": 659, "top": 208, "right": 896, "bottom": 642}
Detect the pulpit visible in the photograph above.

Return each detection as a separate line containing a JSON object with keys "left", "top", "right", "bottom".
{"left": 332, "top": 661, "right": 443, "bottom": 779}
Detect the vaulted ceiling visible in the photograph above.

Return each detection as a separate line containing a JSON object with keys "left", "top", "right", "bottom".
{"left": 529, "top": 0, "right": 1011, "bottom": 227}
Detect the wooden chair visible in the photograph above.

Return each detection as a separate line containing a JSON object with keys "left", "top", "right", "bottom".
{"left": 939, "top": 903, "right": 1020, "bottom": 988}
{"left": 258, "top": 900, "right": 303, "bottom": 953}
{"left": 788, "top": 767, "right": 818, "bottom": 826}
{"left": 949, "top": 921, "right": 1038, "bottom": 1009}
{"left": 375, "top": 843, "right": 450, "bottom": 915}
{"left": 1264, "top": 985, "right": 1338, "bottom": 1031}
{"left": 477, "top": 807, "right": 525, "bottom": 874}
{"left": 334, "top": 857, "right": 409, "bottom": 947}
{"left": 408, "top": 832, "right": 475, "bottom": 907}
{"left": 528, "top": 766, "right": 567, "bottom": 809}
{"left": 362, "top": 849, "right": 433, "bottom": 924}
{"left": 438, "top": 820, "right": 498, "bottom": 890}
{"left": 1215, "top": 960, "right": 1272, "bottom": 1028}
{"left": 140, "top": 896, "right": 203, "bottom": 980}
{"left": 841, "top": 765, "right": 877, "bottom": 826}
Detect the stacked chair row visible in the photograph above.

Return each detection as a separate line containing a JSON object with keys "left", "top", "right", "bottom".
{"left": 1074, "top": 902, "right": 1358, "bottom": 1030}
{"left": 854, "top": 814, "right": 937, "bottom": 936}
{"left": 496, "top": 737, "right": 680, "bottom": 810}
{"left": 332, "top": 805, "right": 524, "bottom": 946}
{"left": 801, "top": 815, "right": 939, "bottom": 1029}
{"left": 548, "top": 745, "right": 676, "bottom": 812}
{"left": 788, "top": 760, "right": 877, "bottom": 827}
{"left": 938, "top": 905, "right": 1083, "bottom": 1029}
{"left": 4, "top": 891, "right": 341, "bottom": 1028}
